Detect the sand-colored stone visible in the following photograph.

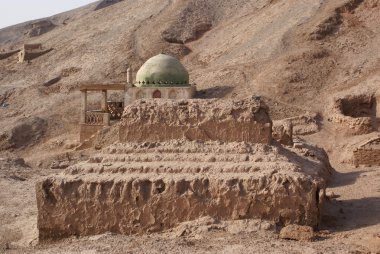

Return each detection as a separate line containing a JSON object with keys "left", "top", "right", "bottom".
{"left": 353, "top": 136, "right": 380, "bottom": 167}
{"left": 18, "top": 44, "right": 52, "bottom": 63}
{"left": 329, "top": 94, "right": 377, "bottom": 135}
{"left": 279, "top": 224, "right": 315, "bottom": 241}
{"left": 119, "top": 97, "right": 272, "bottom": 144}
{"left": 36, "top": 140, "right": 332, "bottom": 241}
{"left": 273, "top": 120, "right": 293, "bottom": 146}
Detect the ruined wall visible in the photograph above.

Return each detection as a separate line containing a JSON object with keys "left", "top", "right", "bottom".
{"left": 18, "top": 44, "right": 52, "bottom": 63}
{"left": 272, "top": 120, "right": 293, "bottom": 146}
{"left": 284, "top": 113, "right": 320, "bottom": 135}
{"left": 36, "top": 141, "right": 331, "bottom": 241}
{"left": 119, "top": 97, "right": 272, "bottom": 143}
{"left": 353, "top": 148, "right": 380, "bottom": 167}
{"left": 29, "top": 20, "right": 56, "bottom": 37}
{"left": 329, "top": 94, "right": 377, "bottom": 135}
{"left": 23, "top": 44, "right": 43, "bottom": 51}
{"left": 18, "top": 50, "right": 52, "bottom": 62}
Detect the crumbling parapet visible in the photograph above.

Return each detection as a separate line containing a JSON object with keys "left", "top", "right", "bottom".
{"left": 119, "top": 97, "right": 273, "bottom": 144}
{"left": 329, "top": 94, "right": 377, "bottom": 135}
{"left": 353, "top": 136, "right": 380, "bottom": 167}
{"left": 18, "top": 44, "right": 52, "bottom": 63}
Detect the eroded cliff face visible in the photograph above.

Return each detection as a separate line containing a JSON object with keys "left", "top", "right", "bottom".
{"left": 36, "top": 140, "right": 332, "bottom": 241}
{"left": 119, "top": 97, "right": 272, "bottom": 143}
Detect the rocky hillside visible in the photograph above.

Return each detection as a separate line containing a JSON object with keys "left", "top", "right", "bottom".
{"left": 0, "top": 0, "right": 379, "bottom": 158}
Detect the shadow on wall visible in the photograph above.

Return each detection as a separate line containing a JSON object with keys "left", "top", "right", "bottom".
{"left": 195, "top": 86, "right": 234, "bottom": 99}
{"left": 95, "top": 0, "right": 124, "bottom": 11}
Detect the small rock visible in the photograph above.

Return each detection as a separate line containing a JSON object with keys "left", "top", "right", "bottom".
{"left": 318, "top": 229, "right": 330, "bottom": 235}
{"left": 326, "top": 190, "right": 340, "bottom": 199}
{"left": 64, "top": 140, "right": 80, "bottom": 150}
{"left": 279, "top": 224, "right": 314, "bottom": 241}
{"left": 293, "top": 142, "right": 303, "bottom": 149}
{"left": 14, "top": 158, "right": 28, "bottom": 167}
{"left": 50, "top": 161, "right": 70, "bottom": 169}
{"left": 207, "top": 156, "right": 216, "bottom": 162}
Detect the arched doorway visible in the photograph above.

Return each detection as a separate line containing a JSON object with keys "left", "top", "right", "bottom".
{"left": 136, "top": 90, "right": 145, "bottom": 99}
{"left": 169, "top": 89, "right": 177, "bottom": 99}
{"left": 153, "top": 90, "right": 162, "bottom": 98}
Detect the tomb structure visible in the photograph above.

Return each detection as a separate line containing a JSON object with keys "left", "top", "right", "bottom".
{"left": 353, "top": 136, "right": 380, "bottom": 167}
{"left": 79, "top": 54, "right": 195, "bottom": 142}
{"left": 18, "top": 44, "right": 51, "bottom": 62}
{"left": 125, "top": 54, "right": 196, "bottom": 103}
{"left": 36, "top": 53, "right": 333, "bottom": 242}
{"left": 329, "top": 93, "right": 379, "bottom": 135}
{"left": 37, "top": 97, "right": 333, "bottom": 241}
{"left": 119, "top": 98, "right": 272, "bottom": 143}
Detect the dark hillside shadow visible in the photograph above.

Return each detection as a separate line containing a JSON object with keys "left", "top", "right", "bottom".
{"left": 95, "top": 0, "right": 124, "bottom": 11}
{"left": 195, "top": 86, "right": 234, "bottom": 99}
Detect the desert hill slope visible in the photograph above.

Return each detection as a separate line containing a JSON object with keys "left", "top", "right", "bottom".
{"left": 0, "top": 0, "right": 379, "bottom": 150}
{"left": 1, "top": 0, "right": 380, "bottom": 253}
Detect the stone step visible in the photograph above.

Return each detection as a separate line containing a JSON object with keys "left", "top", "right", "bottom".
{"left": 102, "top": 142, "right": 270, "bottom": 155}
{"left": 67, "top": 161, "right": 296, "bottom": 175}
{"left": 89, "top": 153, "right": 281, "bottom": 164}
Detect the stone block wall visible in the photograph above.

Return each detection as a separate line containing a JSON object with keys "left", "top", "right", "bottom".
{"left": 353, "top": 148, "right": 380, "bottom": 167}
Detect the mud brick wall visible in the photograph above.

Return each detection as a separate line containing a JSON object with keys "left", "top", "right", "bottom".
{"left": 36, "top": 141, "right": 332, "bottom": 241}
{"left": 120, "top": 97, "right": 273, "bottom": 144}
{"left": 353, "top": 148, "right": 380, "bottom": 167}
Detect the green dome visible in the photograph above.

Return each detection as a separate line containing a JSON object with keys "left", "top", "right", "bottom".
{"left": 135, "top": 54, "right": 190, "bottom": 87}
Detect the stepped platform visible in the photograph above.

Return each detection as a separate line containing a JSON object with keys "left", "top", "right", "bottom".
{"left": 36, "top": 140, "right": 332, "bottom": 241}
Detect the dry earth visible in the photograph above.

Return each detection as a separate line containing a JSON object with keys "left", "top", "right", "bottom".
{"left": 0, "top": 0, "right": 380, "bottom": 253}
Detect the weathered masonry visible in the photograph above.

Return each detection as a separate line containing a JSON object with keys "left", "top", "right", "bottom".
{"left": 18, "top": 44, "right": 51, "bottom": 62}
{"left": 353, "top": 136, "right": 380, "bottom": 167}
{"left": 119, "top": 98, "right": 273, "bottom": 144}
